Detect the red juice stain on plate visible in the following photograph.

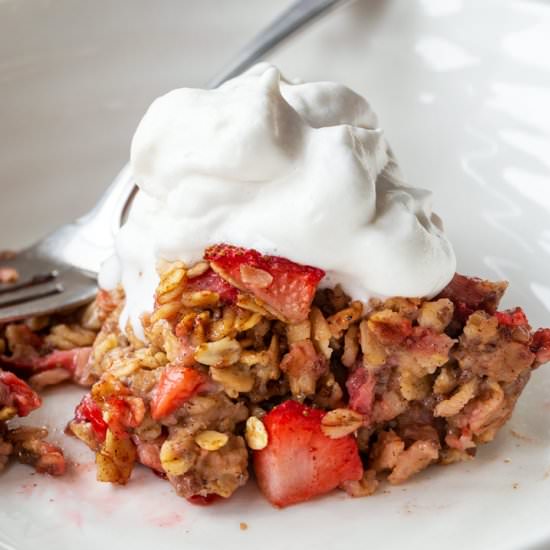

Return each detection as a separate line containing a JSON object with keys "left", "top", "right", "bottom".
{"left": 17, "top": 483, "right": 36, "bottom": 497}
{"left": 70, "top": 461, "right": 96, "bottom": 475}
{"left": 150, "top": 512, "right": 184, "bottom": 528}
{"left": 65, "top": 509, "right": 83, "bottom": 528}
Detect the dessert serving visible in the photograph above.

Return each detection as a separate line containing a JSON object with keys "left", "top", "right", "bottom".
{"left": 1, "top": 64, "right": 549, "bottom": 507}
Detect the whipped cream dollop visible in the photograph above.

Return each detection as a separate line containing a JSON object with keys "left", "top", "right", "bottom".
{"left": 100, "top": 63, "right": 456, "bottom": 333}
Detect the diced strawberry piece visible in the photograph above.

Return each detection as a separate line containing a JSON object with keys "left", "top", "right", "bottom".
{"left": 150, "top": 365, "right": 204, "bottom": 420}
{"left": 346, "top": 366, "right": 375, "bottom": 417}
{"left": 74, "top": 394, "right": 108, "bottom": 442}
{"left": 495, "top": 307, "right": 529, "bottom": 327}
{"left": 0, "top": 370, "right": 42, "bottom": 417}
{"left": 438, "top": 273, "right": 508, "bottom": 323}
{"left": 205, "top": 244, "right": 325, "bottom": 323}
{"left": 84, "top": 375, "right": 144, "bottom": 438}
{"left": 104, "top": 396, "right": 145, "bottom": 439}
{"left": 531, "top": 328, "right": 550, "bottom": 365}
{"left": 185, "top": 269, "right": 237, "bottom": 304}
{"left": 253, "top": 400, "right": 363, "bottom": 507}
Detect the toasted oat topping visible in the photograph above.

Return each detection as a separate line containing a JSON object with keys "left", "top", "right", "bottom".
{"left": 194, "top": 430, "right": 229, "bottom": 451}
{"left": 321, "top": 408, "right": 363, "bottom": 439}
{"left": 245, "top": 416, "right": 268, "bottom": 450}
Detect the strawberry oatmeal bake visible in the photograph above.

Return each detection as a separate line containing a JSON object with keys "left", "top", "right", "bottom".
{"left": 1, "top": 64, "right": 549, "bottom": 507}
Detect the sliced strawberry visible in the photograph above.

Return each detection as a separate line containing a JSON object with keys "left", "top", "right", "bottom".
{"left": 205, "top": 244, "right": 325, "bottom": 323}
{"left": 0, "top": 370, "right": 42, "bottom": 417}
{"left": 185, "top": 269, "right": 237, "bottom": 304}
{"left": 74, "top": 394, "right": 108, "bottom": 442}
{"left": 495, "top": 307, "right": 529, "bottom": 327}
{"left": 253, "top": 400, "right": 363, "bottom": 507}
{"left": 150, "top": 365, "right": 204, "bottom": 420}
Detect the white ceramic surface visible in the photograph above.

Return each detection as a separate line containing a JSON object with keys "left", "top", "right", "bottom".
{"left": 1, "top": 1, "right": 550, "bottom": 549}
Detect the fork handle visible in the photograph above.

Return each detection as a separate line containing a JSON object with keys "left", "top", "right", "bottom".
{"left": 207, "top": 0, "right": 346, "bottom": 88}
{"left": 36, "top": 0, "right": 346, "bottom": 274}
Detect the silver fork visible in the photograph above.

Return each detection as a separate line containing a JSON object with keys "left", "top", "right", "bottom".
{"left": 0, "top": 0, "right": 345, "bottom": 323}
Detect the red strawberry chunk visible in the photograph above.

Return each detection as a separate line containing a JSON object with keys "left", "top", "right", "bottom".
{"left": 0, "top": 370, "right": 42, "bottom": 417}
{"left": 346, "top": 366, "right": 375, "bottom": 418}
{"left": 185, "top": 268, "right": 237, "bottom": 304}
{"left": 438, "top": 273, "right": 508, "bottom": 324}
{"left": 531, "top": 328, "right": 550, "bottom": 365}
{"left": 253, "top": 400, "right": 363, "bottom": 507}
{"left": 205, "top": 244, "right": 325, "bottom": 323}
{"left": 104, "top": 396, "right": 145, "bottom": 439}
{"left": 150, "top": 365, "right": 204, "bottom": 420}
{"left": 74, "top": 394, "right": 108, "bottom": 443}
{"left": 495, "top": 307, "right": 529, "bottom": 327}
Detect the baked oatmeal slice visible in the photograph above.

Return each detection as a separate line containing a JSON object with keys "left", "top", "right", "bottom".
{"left": 67, "top": 245, "right": 550, "bottom": 506}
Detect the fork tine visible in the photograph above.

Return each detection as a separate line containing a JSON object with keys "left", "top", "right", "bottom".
{"left": 0, "top": 271, "right": 57, "bottom": 296}
{"left": 0, "top": 280, "right": 63, "bottom": 307}
{"left": 0, "top": 268, "right": 97, "bottom": 323}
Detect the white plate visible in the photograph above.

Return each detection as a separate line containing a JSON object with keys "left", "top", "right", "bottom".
{"left": 1, "top": 1, "right": 550, "bottom": 549}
